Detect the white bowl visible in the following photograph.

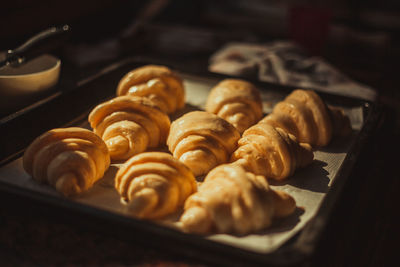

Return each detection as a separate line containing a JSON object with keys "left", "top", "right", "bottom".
{"left": 0, "top": 54, "right": 61, "bottom": 116}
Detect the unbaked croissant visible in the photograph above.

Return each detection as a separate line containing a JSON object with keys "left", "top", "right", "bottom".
{"left": 115, "top": 152, "right": 197, "bottom": 219}
{"left": 23, "top": 127, "right": 110, "bottom": 196}
{"left": 180, "top": 164, "right": 296, "bottom": 235}
{"left": 116, "top": 64, "right": 185, "bottom": 114}
{"left": 88, "top": 95, "right": 170, "bottom": 161}
{"left": 231, "top": 122, "right": 313, "bottom": 181}
{"left": 205, "top": 79, "right": 263, "bottom": 134}
{"left": 261, "top": 89, "right": 351, "bottom": 147}
{"left": 167, "top": 111, "right": 240, "bottom": 177}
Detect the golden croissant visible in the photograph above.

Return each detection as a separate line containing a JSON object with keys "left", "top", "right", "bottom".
{"left": 180, "top": 164, "right": 296, "bottom": 235}
{"left": 116, "top": 64, "right": 185, "bottom": 114}
{"left": 23, "top": 127, "right": 110, "bottom": 196}
{"left": 231, "top": 122, "right": 313, "bottom": 181}
{"left": 261, "top": 89, "right": 351, "bottom": 147}
{"left": 115, "top": 152, "right": 197, "bottom": 219}
{"left": 167, "top": 111, "right": 240, "bottom": 177}
{"left": 88, "top": 95, "right": 170, "bottom": 161}
{"left": 205, "top": 79, "right": 263, "bottom": 134}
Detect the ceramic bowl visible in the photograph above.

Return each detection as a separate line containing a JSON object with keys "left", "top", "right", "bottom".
{"left": 0, "top": 54, "right": 61, "bottom": 116}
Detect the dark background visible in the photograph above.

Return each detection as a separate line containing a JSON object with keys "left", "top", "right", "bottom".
{"left": 1, "top": 0, "right": 399, "bottom": 266}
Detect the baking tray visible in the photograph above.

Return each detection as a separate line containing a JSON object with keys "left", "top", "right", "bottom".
{"left": 0, "top": 58, "right": 381, "bottom": 266}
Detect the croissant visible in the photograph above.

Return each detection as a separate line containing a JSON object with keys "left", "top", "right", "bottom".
{"left": 115, "top": 152, "right": 197, "bottom": 219}
{"left": 205, "top": 79, "right": 263, "bottom": 134}
{"left": 167, "top": 111, "right": 240, "bottom": 177}
{"left": 88, "top": 95, "right": 170, "bottom": 161}
{"left": 261, "top": 89, "right": 351, "bottom": 147}
{"left": 23, "top": 127, "right": 110, "bottom": 196}
{"left": 180, "top": 164, "right": 296, "bottom": 235}
{"left": 116, "top": 64, "right": 185, "bottom": 114}
{"left": 231, "top": 122, "right": 313, "bottom": 181}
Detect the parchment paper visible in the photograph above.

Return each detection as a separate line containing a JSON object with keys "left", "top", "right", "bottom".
{"left": 0, "top": 73, "right": 364, "bottom": 254}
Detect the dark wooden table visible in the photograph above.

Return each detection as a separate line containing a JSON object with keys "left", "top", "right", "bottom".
{"left": 1, "top": 1, "right": 399, "bottom": 265}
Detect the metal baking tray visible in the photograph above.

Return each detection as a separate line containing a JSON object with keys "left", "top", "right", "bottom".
{"left": 0, "top": 58, "right": 381, "bottom": 266}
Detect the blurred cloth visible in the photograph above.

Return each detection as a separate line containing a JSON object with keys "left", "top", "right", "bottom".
{"left": 209, "top": 41, "right": 377, "bottom": 101}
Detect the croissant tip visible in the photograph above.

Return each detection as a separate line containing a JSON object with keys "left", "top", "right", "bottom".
{"left": 328, "top": 106, "right": 352, "bottom": 137}
{"left": 299, "top": 142, "right": 314, "bottom": 166}
{"left": 271, "top": 190, "right": 296, "bottom": 218}
{"left": 106, "top": 135, "right": 129, "bottom": 158}
{"left": 180, "top": 206, "right": 212, "bottom": 234}
{"left": 125, "top": 188, "right": 159, "bottom": 218}
{"left": 56, "top": 173, "right": 81, "bottom": 196}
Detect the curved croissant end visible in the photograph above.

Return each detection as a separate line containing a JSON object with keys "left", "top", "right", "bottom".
{"left": 167, "top": 111, "right": 240, "bottom": 177}
{"left": 23, "top": 127, "right": 110, "bottom": 196}
{"left": 115, "top": 152, "right": 197, "bottom": 219}
{"left": 88, "top": 95, "right": 170, "bottom": 161}
{"left": 231, "top": 122, "right": 313, "bottom": 180}
{"left": 116, "top": 65, "right": 185, "bottom": 114}
{"left": 180, "top": 164, "right": 296, "bottom": 235}
{"left": 328, "top": 105, "right": 352, "bottom": 137}
{"left": 205, "top": 79, "right": 263, "bottom": 134}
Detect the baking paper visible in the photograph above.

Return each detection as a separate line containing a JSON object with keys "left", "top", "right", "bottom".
{"left": 0, "top": 73, "right": 363, "bottom": 254}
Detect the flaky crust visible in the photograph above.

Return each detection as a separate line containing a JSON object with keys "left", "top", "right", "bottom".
{"left": 88, "top": 95, "right": 170, "bottom": 161}
{"left": 180, "top": 164, "right": 296, "bottom": 235}
{"left": 115, "top": 152, "right": 197, "bottom": 219}
{"left": 116, "top": 65, "right": 185, "bottom": 114}
{"left": 23, "top": 127, "right": 110, "bottom": 196}
{"left": 205, "top": 79, "right": 263, "bottom": 134}
{"left": 231, "top": 122, "right": 313, "bottom": 180}
{"left": 167, "top": 111, "right": 240, "bottom": 177}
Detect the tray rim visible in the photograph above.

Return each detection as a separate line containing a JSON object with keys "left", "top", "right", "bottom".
{"left": 0, "top": 57, "right": 382, "bottom": 266}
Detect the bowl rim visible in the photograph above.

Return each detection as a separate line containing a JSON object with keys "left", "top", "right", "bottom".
{"left": 0, "top": 54, "right": 61, "bottom": 78}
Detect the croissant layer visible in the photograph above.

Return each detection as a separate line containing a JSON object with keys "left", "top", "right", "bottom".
{"left": 167, "top": 111, "right": 240, "bottom": 177}
{"left": 117, "top": 65, "right": 185, "bottom": 114}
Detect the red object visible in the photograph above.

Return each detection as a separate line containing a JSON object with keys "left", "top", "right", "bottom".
{"left": 288, "top": 6, "right": 332, "bottom": 55}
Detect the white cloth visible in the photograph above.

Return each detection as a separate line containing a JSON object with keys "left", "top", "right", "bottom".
{"left": 209, "top": 41, "right": 377, "bottom": 101}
